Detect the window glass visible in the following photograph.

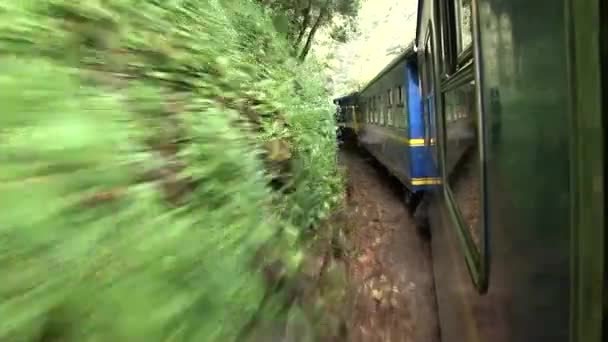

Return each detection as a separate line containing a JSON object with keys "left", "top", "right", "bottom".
{"left": 398, "top": 86, "right": 403, "bottom": 105}
{"left": 374, "top": 96, "right": 378, "bottom": 123}
{"left": 386, "top": 99, "right": 389, "bottom": 125}
{"left": 444, "top": 81, "right": 481, "bottom": 250}
{"left": 456, "top": 0, "right": 472, "bottom": 53}
{"left": 373, "top": 97, "right": 377, "bottom": 123}
{"left": 386, "top": 90, "right": 392, "bottom": 125}
{"left": 373, "top": 97, "right": 376, "bottom": 123}
{"left": 379, "top": 95, "right": 385, "bottom": 125}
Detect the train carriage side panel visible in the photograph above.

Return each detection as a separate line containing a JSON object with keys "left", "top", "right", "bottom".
{"left": 356, "top": 51, "right": 412, "bottom": 185}
{"left": 418, "top": 0, "right": 606, "bottom": 341}
{"left": 380, "top": 59, "right": 413, "bottom": 185}
{"left": 406, "top": 59, "right": 440, "bottom": 190}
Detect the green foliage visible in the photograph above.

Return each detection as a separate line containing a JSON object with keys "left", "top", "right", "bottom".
{"left": 256, "top": 0, "right": 361, "bottom": 59}
{"left": 0, "top": 0, "right": 343, "bottom": 341}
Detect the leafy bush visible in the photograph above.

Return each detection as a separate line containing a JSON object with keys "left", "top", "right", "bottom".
{"left": 0, "top": 0, "right": 342, "bottom": 341}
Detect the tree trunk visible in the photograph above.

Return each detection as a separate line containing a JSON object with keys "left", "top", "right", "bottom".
{"left": 298, "top": 1, "right": 329, "bottom": 61}
{"left": 294, "top": 0, "right": 313, "bottom": 49}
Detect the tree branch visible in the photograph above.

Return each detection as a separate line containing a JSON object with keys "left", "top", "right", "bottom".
{"left": 298, "top": 0, "right": 330, "bottom": 61}
{"left": 293, "top": 0, "right": 313, "bottom": 49}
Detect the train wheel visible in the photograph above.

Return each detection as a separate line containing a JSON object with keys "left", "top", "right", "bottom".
{"left": 413, "top": 196, "right": 431, "bottom": 239}
{"left": 404, "top": 189, "right": 430, "bottom": 239}
{"left": 403, "top": 189, "right": 423, "bottom": 214}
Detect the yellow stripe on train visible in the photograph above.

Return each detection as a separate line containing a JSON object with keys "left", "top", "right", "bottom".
{"left": 411, "top": 177, "right": 442, "bottom": 186}
{"left": 408, "top": 138, "right": 436, "bottom": 146}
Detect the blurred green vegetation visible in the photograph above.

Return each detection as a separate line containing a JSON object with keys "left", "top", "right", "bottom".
{"left": 0, "top": 0, "right": 344, "bottom": 341}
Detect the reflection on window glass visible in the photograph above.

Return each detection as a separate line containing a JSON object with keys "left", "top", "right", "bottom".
{"left": 444, "top": 81, "right": 481, "bottom": 249}
{"left": 457, "top": 0, "right": 472, "bottom": 53}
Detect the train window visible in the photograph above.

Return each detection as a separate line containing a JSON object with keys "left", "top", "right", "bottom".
{"left": 374, "top": 96, "right": 378, "bottom": 124}
{"left": 371, "top": 97, "right": 375, "bottom": 123}
{"left": 377, "top": 96, "right": 381, "bottom": 124}
{"left": 377, "top": 96, "right": 380, "bottom": 124}
{"left": 444, "top": 80, "right": 481, "bottom": 251}
{"left": 445, "top": 100, "right": 453, "bottom": 122}
{"left": 379, "top": 94, "right": 385, "bottom": 126}
{"left": 370, "top": 97, "right": 374, "bottom": 123}
{"left": 396, "top": 86, "right": 402, "bottom": 105}
{"left": 455, "top": 0, "right": 472, "bottom": 54}
{"left": 388, "top": 107, "right": 394, "bottom": 126}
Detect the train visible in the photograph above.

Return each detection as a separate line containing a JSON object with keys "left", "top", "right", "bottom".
{"left": 334, "top": 0, "right": 605, "bottom": 341}
{"left": 333, "top": 44, "right": 440, "bottom": 208}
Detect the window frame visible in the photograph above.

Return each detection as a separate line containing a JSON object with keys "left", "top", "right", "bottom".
{"left": 379, "top": 94, "right": 385, "bottom": 125}
{"left": 397, "top": 86, "right": 403, "bottom": 106}
{"left": 435, "top": 0, "right": 490, "bottom": 293}
{"left": 440, "top": 0, "right": 475, "bottom": 76}
{"left": 454, "top": 0, "right": 473, "bottom": 59}
{"left": 387, "top": 89, "right": 393, "bottom": 126}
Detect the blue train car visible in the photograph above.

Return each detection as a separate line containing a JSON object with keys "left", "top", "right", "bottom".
{"left": 354, "top": 44, "right": 439, "bottom": 196}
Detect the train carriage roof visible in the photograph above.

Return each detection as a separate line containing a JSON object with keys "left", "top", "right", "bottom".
{"left": 358, "top": 42, "right": 417, "bottom": 95}
{"left": 332, "top": 35, "right": 418, "bottom": 103}
{"left": 332, "top": 92, "right": 359, "bottom": 104}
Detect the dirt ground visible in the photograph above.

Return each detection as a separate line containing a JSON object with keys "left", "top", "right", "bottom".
{"left": 339, "top": 146, "right": 440, "bottom": 342}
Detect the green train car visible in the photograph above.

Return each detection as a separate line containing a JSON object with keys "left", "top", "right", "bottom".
{"left": 416, "top": 0, "right": 606, "bottom": 341}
